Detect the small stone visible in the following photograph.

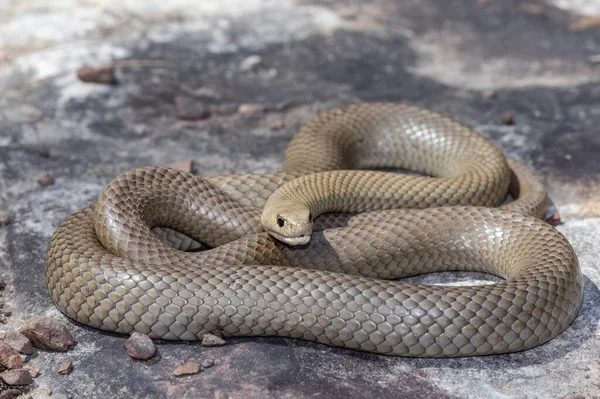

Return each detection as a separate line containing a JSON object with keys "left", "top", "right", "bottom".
{"left": 4, "top": 331, "right": 33, "bottom": 355}
{"left": 124, "top": 333, "right": 157, "bottom": 360}
{"left": 20, "top": 317, "right": 75, "bottom": 352}
{"left": 0, "top": 313, "right": 6, "bottom": 323}
{"left": 238, "top": 104, "right": 264, "bottom": 117}
{"left": 201, "top": 333, "right": 226, "bottom": 347}
{"left": 173, "top": 361, "right": 201, "bottom": 376}
{"left": 546, "top": 212, "right": 562, "bottom": 226}
{"left": 57, "top": 360, "right": 72, "bottom": 375}
{"left": 47, "top": 389, "right": 52, "bottom": 396}
{"left": 0, "top": 279, "right": 6, "bottom": 290}
{"left": 417, "top": 370, "right": 427, "bottom": 378}
{"left": 7, "top": 355, "right": 23, "bottom": 369}
{"left": 22, "top": 365, "right": 40, "bottom": 378}
{"left": 502, "top": 112, "right": 514, "bottom": 125}
{"left": 269, "top": 120, "right": 285, "bottom": 131}
{"left": 175, "top": 96, "right": 210, "bottom": 120}
{"left": 0, "top": 342, "right": 19, "bottom": 368}
{"left": 3, "top": 306, "right": 12, "bottom": 317}
{"left": 0, "top": 369, "right": 33, "bottom": 386}
{"left": 239, "top": 55, "right": 262, "bottom": 72}
{"left": 201, "top": 359, "right": 214, "bottom": 369}
{"left": 77, "top": 65, "right": 117, "bottom": 84}
{"left": 0, "top": 389, "right": 21, "bottom": 399}
{"left": 38, "top": 173, "right": 55, "bottom": 187}
{"left": 170, "top": 160, "right": 193, "bottom": 173}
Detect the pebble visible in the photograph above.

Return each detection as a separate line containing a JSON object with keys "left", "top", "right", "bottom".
{"left": 19, "top": 317, "right": 75, "bottom": 352}
{"left": 0, "top": 369, "right": 33, "bottom": 386}
{"left": 0, "top": 389, "right": 21, "bottom": 399}
{"left": 38, "top": 173, "right": 55, "bottom": 187}
{"left": 0, "top": 341, "right": 19, "bottom": 368}
{"left": 7, "top": 354, "right": 23, "bottom": 369}
{"left": 175, "top": 96, "right": 210, "bottom": 120}
{"left": 239, "top": 55, "right": 262, "bottom": 72}
{"left": 201, "top": 333, "right": 226, "bottom": 347}
{"left": 124, "top": 333, "right": 157, "bottom": 360}
{"left": 269, "top": 120, "right": 285, "bottom": 131}
{"left": 173, "top": 361, "right": 201, "bottom": 376}
{"left": 57, "top": 360, "right": 73, "bottom": 375}
{"left": 201, "top": 359, "right": 215, "bottom": 369}
{"left": 4, "top": 330, "right": 34, "bottom": 355}
{"left": 77, "top": 65, "right": 117, "bottom": 85}
{"left": 238, "top": 104, "right": 264, "bottom": 117}
{"left": 547, "top": 212, "right": 562, "bottom": 226}
{"left": 502, "top": 112, "right": 514, "bottom": 125}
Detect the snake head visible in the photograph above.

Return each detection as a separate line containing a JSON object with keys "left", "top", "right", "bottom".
{"left": 261, "top": 199, "right": 312, "bottom": 246}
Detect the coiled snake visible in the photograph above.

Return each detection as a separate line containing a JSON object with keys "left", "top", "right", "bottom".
{"left": 46, "top": 103, "right": 583, "bottom": 357}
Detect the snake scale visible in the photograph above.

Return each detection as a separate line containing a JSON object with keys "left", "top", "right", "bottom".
{"left": 46, "top": 103, "right": 583, "bottom": 357}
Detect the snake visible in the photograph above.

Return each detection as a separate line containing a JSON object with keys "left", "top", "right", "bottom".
{"left": 46, "top": 103, "right": 583, "bottom": 357}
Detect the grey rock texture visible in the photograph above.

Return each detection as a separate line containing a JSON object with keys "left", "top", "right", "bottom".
{"left": 1, "top": 0, "right": 600, "bottom": 398}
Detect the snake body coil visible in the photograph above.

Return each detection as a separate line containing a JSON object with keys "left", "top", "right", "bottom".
{"left": 46, "top": 103, "right": 583, "bottom": 357}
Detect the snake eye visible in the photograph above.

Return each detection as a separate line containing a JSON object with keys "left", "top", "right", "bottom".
{"left": 277, "top": 217, "right": 285, "bottom": 227}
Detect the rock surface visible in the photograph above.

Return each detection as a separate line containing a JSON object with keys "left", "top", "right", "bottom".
{"left": 1, "top": 0, "right": 600, "bottom": 398}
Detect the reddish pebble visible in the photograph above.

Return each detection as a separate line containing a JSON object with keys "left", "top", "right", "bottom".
{"left": 57, "top": 360, "right": 73, "bottom": 375}
{"left": 238, "top": 103, "right": 264, "bottom": 117}
{"left": 38, "top": 173, "right": 54, "bottom": 186}
{"left": 269, "top": 120, "right": 285, "bottom": 130}
{"left": 124, "top": 332, "right": 157, "bottom": 360}
{"left": 0, "top": 342, "right": 19, "bottom": 368}
{"left": 0, "top": 389, "right": 21, "bottom": 399}
{"left": 502, "top": 112, "right": 514, "bottom": 125}
{"left": 201, "top": 333, "right": 226, "bottom": 347}
{"left": 19, "top": 317, "right": 75, "bottom": 352}
{"left": 77, "top": 65, "right": 117, "bottom": 84}
{"left": 173, "top": 361, "right": 201, "bottom": 376}
{"left": 7, "top": 354, "right": 23, "bottom": 369}
{"left": 0, "top": 369, "right": 33, "bottom": 386}
{"left": 5, "top": 330, "right": 34, "bottom": 355}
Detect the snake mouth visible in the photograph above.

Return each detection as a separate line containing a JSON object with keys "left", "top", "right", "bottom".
{"left": 266, "top": 230, "right": 310, "bottom": 246}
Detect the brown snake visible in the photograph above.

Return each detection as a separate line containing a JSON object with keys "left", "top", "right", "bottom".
{"left": 46, "top": 103, "right": 583, "bottom": 357}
